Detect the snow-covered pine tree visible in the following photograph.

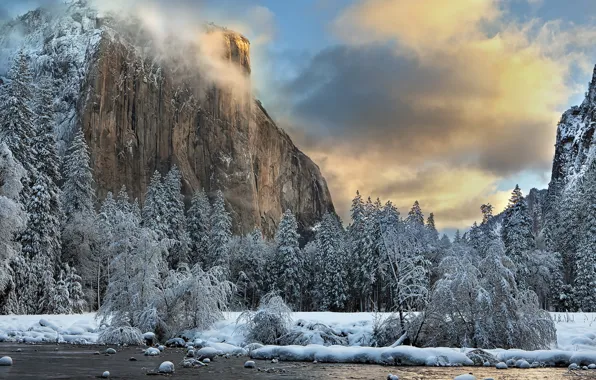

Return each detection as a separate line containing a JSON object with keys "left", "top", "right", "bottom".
{"left": 360, "top": 197, "right": 383, "bottom": 310}
{"left": 29, "top": 77, "right": 63, "bottom": 268}
{"left": 573, "top": 163, "right": 596, "bottom": 311}
{"left": 558, "top": 184, "right": 584, "bottom": 283}
{"left": 87, "top": 192, "right": 119, "bottom": 310}
{"left": 275, "top": 209, "right": 302, "bottom": 309}
{"left": 37, "top": 256, "right": 57, "bottom": 314}
{"left": 61, "top": 127, "right": 96, "bottom": 267}
{"left": 16, "top": 77, "right": 64, "bottom": 310}
{"left": 142, "top": 171, "right": 168, "bottom": 237}
{"left": 348, "top": 191, "right": 367, "bottom": 309}
{"left": 208, "top": 190, "right": 232, "bottom": 271}
{"left": 162, "top": 166, "right": 189, "bottom": 268}
{"left": 468, "top": 222, "right": 482, "bottom": 250}
{"left": 501, "top": 185, "right": 535, "bottom": 280}
{"left": 315, "top": 212, "right": 348, "bottom": 311}
{"left": 439, "top": 234, "right": 451, "bottom": 249}
{"left": 53, "top": 270, "right": 72, "bottom": 314}
{"left": 229, "top": 229, "right": 269, "bottom": 309}
{"left": 0, "top": 52, "right": 36, "bottom": 179}
{"left": 0, "top": 143, "right": 26, "bottom": 313}
{"left": 116, "top": 185, "right": 132, "bottom": 214}
{"left": 62, "top": 128, "right": 94, "bottom": 219}
{"left": 19, "top": 180, "right": 58, "bottom": 310}
{"left": 65, "top": 264, "right": 87, "bottom": 313}
{"left": 426, "top": 212, "right": 439, "bottom": 242}
{"left": 454, "top": 229, "right": 462, "bottom": 244}
{"left": 406, "top": 200, "right": 425, "bottom": 226}
{"left": 301, "top": 239, "right": 320, "bottom": 310}
{"left": 33, "top": 78, "right": 61, "bottom": 185}
{"left": 187, "top": 190, "right": 212, "bottom": 266}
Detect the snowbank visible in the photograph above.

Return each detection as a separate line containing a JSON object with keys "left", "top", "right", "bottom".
{"left": 492, "top": 349, "right": 596, "bottom": 367}
{"left": 1, "top": 311, "right": 596, "bottom": 368}
{"left": 250, "top": 344, "right": 473, "bottom": 366}
{"left": 0, "top": 313, "right": 98, "bottom": 344}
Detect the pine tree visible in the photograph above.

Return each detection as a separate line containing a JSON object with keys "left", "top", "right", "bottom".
{"left": 162, "top": 166, "right": 189, "bottom": 268}
{"left": 360, "top": 197, "right": 382, "bottom": 310}
{"left": 348, "top": 191, "right": 367, "bottom": 309}
{"left": 20, "top": 182, "right": 55, "bottom": 262}
{"left": 0, "top": 143, "right": 26, "bottom": 312}
{"left": 208, "top": 190, "right": 232, "bottom": 270}
{"left": 37, "top": 256, "right": 57, "bottom": 314}
{"left": 28, "top": 77, "right": 63, "bottom": 268}
{"left": 0, "top": 52, "right": 36, "bottom": 178}
{"left": 62, "top": 128, "right": 94, "bottom": 219}
{"left": 54, "top": 270, "right": 72, "bottom": 314}
{"left": 347, "top": 191, "right": 367, "bottom": 308}
{"left": 34, "top": 78, "right": 61, "bottom": 184}
{"left": 468, "top": 222, "right": 482, "bottom": 251}
{"left": 316, "top": 213, "right": 348, "bottom": 311}
{"left": 187, "top": 190, "right": 212, "bottom": 266}
{"left": 142, "top": 171, "right": 168, "bottom": 237}
{"left": 275, "top": 209, "right": 302, "bottom": 308}
{"left": 454, "top": 229, "right": 462, "bottom": 244}
{"left": 501, "top": 185, "right": 535, "bottom": 278}
{"left": 426, "top": 212, "right": 439, "bottom": 242}
{"left": 229, "top": 229, "right": 269, "bottom": 309}
{"left": 573, "top": 164, "right": 596, "bottom": 311}
{"left": 61, "top": 127, "right": 96, "bottom": 274}
{"left": 66, "top": 265, "right": 87, "bottom": 313}
{"left": 116, "top": 185, "right": 132, "bottom": 214}
{"left": 406, "top": 200, "right": 425, "bottom": 226}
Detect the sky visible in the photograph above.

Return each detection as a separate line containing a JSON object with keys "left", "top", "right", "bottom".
{"left": 3, "top": 0, "right": 596, "bottom": 233}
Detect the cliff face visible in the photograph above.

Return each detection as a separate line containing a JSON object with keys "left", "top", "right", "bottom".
{"left": 549, "top": 66, "right": 596, "bottom": 192}
{"left": 0, "top": 3, "right": 334, "bottom": 237}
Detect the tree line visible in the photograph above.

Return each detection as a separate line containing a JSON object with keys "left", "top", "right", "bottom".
{"left": 0, "top": 51, "right": 569, "bottom": 349}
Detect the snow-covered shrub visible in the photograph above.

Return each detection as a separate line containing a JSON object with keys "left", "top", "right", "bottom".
{"left": 371, "top": 312, "right": 408, "bottom": 347}
{"left": 237, "top": 292, "right": 292, "bottom": 345}
{"left": 97, "top": 198, "right": 234, "bottom": 341}
{"left": 281, "top": 320, "right": 348, "bottom": 346}
{"left": 98, "top": 326, "right": 143, "bottom": 345}
{"left": 410, "top": 240, "right": 556, "bottom": 350}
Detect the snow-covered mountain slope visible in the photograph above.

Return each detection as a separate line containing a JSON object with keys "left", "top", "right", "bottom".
{"left": 0, "top": 1, "right": 334, "bottom": 237}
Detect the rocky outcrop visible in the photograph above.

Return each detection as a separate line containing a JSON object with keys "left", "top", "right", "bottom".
{"left": 0, "top": 3, "right": 334, "bottom": 237}
{"left": 549, "top": 66, "right": 596, "bottom": 192}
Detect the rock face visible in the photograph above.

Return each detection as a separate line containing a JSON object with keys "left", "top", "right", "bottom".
{"left": 0, "top": 3, "right": 334, "bottom": 236}
{"left": 549, "top": 66, "right": 596, "bottom": 193}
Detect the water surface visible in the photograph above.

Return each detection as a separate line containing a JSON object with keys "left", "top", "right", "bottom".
{"left": 0, "top": 343, "right": 572, "bottom": 379}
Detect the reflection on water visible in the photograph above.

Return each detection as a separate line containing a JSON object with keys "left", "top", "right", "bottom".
{"left": 309, "top": 363, "right": 570, "bottom": 380}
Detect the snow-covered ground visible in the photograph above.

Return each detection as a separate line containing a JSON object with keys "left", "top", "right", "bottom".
{"left": 1, "top": 312, "right": 596, "bottom": 366}
{"left": 0, "top": 313, "right": 99, "bottom": 344}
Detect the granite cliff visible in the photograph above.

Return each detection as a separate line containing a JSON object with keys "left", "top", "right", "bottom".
{"left": 0, "top": 2, "right": 334, "bottom": 237}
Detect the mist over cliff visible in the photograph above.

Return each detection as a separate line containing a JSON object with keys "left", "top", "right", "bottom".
{"left": 0, "top": 0, "right": 334, "bottom": 237}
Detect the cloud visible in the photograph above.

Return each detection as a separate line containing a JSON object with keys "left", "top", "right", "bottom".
{"left": 83, "top": 0, "right": 278, "bottom": 99}
{"left": 277, "top": 0, "right": 596, "bottom": 230}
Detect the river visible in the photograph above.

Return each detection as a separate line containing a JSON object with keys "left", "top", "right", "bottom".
{"left": 0, "top": 344, "right": 573, "bottom": 379}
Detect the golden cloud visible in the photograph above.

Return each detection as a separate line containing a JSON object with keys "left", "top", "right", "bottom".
{"left": 288, "top": 0, "right": 596, "bottom": 230}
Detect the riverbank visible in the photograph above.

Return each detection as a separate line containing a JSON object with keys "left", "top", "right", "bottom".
{"left": 0, "top": 343, "right": 574, "bottom": 379}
